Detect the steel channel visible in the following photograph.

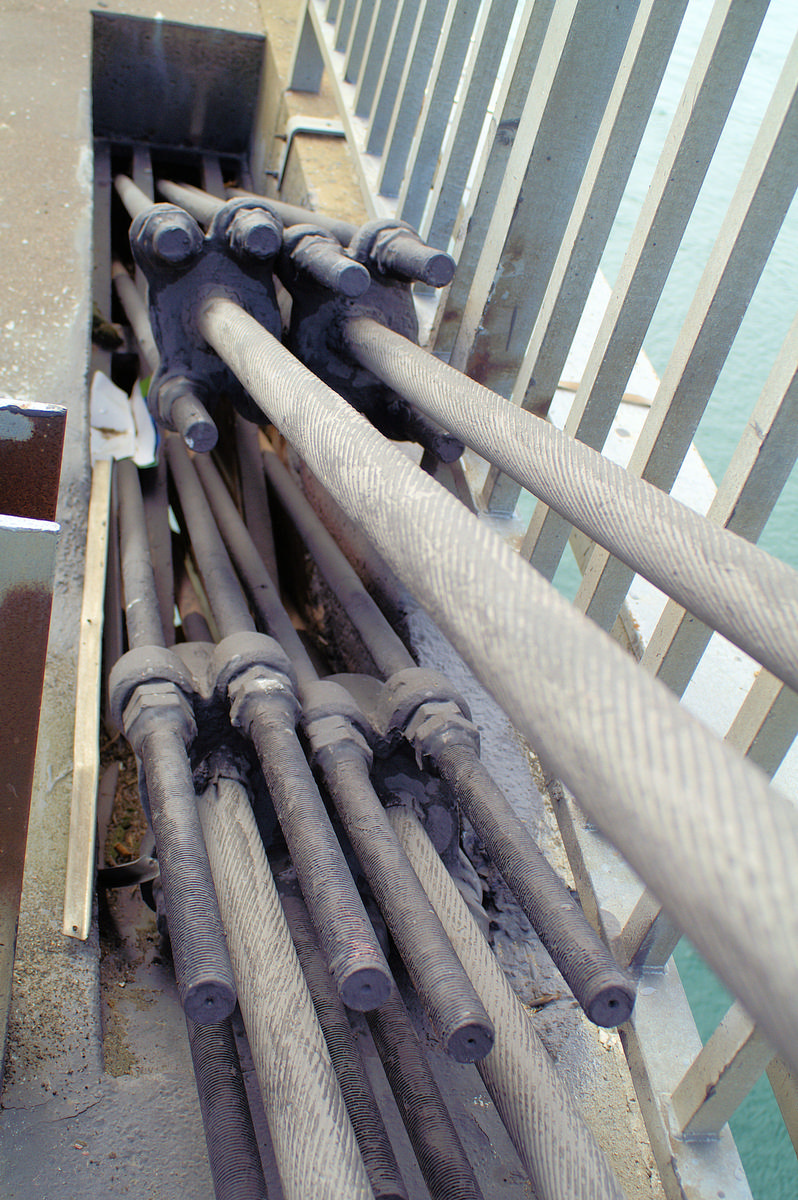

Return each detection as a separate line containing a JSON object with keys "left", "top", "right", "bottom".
{"left": 0, "top": 400, "right": 66, "bottom": 521}
{"left": 0, "top": 515, "right": 59, "bottom": 1082}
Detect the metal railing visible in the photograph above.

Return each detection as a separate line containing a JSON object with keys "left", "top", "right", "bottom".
{"left": 286, "top": 2, "right": 798, "bottom": 1197}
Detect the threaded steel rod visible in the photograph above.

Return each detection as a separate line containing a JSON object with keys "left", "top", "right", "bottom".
{"left": 226, "top": 184, "right": 357, "bottom": 244}
{"left": 282, "top": 894, "right": 409, "bottom": 1200}
{"left": 261, "top": 445, "right": 413, "bottom": 679}
{"left": 435, "top": 743, "right": 633, "bottom": 1028}
{"left": 389, "top": 805, "right": 626, "bottom": 1200}
{"left": 186, "top": 1016, "right": 268, "bottom": 1200}
{"left": 111, "top": 261, "right": 160, "bottom": 373}
{"left": 167, "top": 437, "right": 391, "bottom": 1011}
{"left": 197, "top": 296, "right": 798, "bottom": 1075}
{"left": 116, "top": 455, "right": 236, "bottom": 1021}
{"left": 192, "top": 451, "right": 318, "bottom": 691}
{"left": 166, "top": 437, "right": 256, "bottom": 640}
{"left": 234, "top": 415, "right": 280, "bottom": 588}
{"left": 115, "top": 172, "right": 154, "bottom": 219}
{"left": 314, "top": 744, "right": 494, "bottom": 1063}
{"left": 194, "top": 452, "right": 494, "bottom": 1048}
{"left": 137, "top": 727, "right": 236, "bottom": 1023}
{"left": 196, "top": 777, "right": 374, "bottom": 1200}
{"left": 242, "top": 692, "right": 391, "bottom": 1011}
{"left": 343, "top": 315, "right": 798, "bottom": 698}
{"left": 157, "top": 178, "right": 223, "bottom": 225}
{"left": 112, "top": 260, "right": 217, "bottom": 451}
{"left": 366, "top": 990, "right": 485, "bottom": 1200}
{"left": 117, "top": 458, "right": 168, "bottom": 649}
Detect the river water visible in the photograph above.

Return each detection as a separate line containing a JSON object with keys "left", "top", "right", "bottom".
{"left": 596, "top": 2, "right": 798, "bottom": 1195}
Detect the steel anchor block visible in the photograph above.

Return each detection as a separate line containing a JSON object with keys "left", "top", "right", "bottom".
{"left": 129, "top": 198, "right": 284, "bottom": 443}
{"left": 280, "top": 218, "right": 463, "bottom": 461}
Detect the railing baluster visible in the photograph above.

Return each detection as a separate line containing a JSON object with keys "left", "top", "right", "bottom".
{"left": 642, "top": 303, "right": 798, "bottom": 695}
{"left": 420, "top": 0, "right": 529, "bottom": 248}
{"left": 573, "top": 34, "right": 798, "bottom": 632}
{"left": 445, "top": 0, "right": 639, "bottom": 397}
{"left": 334, "top": 0, "right": 358, "bottom": 52}
{"left": 342, "top": 0, "right": 371, "bottom": 82}
{"left": 480, "top": 0, "right": 689, "bottom": 511}
{"left": 289, "top": 1, "right": 326, "bottom": 93}
{"left": 430, "top": 0, "right": 557, "bottom": 355}
{"left": 375, "top": 0, "right": 449, "bottom": 198}
{"left": 726, "top": 672, "right": 798, "bottom": 778}
{"left": 521, "top": 0, "right": 770, "bottom": 577}
{"left": 366, "top": 0, "right": 422, "bottom": 156}
{"left": 395, "top": 0, "right": 482, "bottom": 229}
{"left": 353, "top": 0, "right": 395, "bottom": 116}
{"left": 671, "top": 1004, "right": 774, "bottom": 1138}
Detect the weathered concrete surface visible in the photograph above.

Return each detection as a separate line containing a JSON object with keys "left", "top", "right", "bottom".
{"left": 0, "top": 2, "right": 260, "bottom": 1194}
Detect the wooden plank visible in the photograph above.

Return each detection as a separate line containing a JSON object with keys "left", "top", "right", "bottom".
{"left": 63, "top": 458, "right": 113, "bottom": 940}
{"left": 521, "top": 0, "right": 769, "bottom": 577}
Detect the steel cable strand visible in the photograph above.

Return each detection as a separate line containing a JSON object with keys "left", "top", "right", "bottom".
{"left": 342, "top": 316, "right": 798, "bottom": 694}
{"left": 313, "top": 742, "right": 494, "bottom": 1062}
{"left": 281, "top": 894, "right": 410, "bottom": 1200}
{"left": 388, "top": 805, "right": 626, "bottom": 1200}
{"left": 256, "top": 440, "right": 632, "bottom": 1025}
{"left": 433, "top": 742, "right": 633, "bottom": 1028}
{"left": 197, "top": 297, "right": 798, "bottom": 1074}
{"left": 186, "top": 1016, "right": 268, "bottom": 1200}
{"left": 365, "top": 991, "right": 486, "bottom": 1200}
{"left": 166, "top": 437, "right": 392, "bottom": 1011}
{"left": 196, "top": 776, "right": 374, "bottom": 1200}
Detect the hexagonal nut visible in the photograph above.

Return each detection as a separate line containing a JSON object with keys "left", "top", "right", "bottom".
{"left": 227, "top": 664, "right": 300, "bottom": 732}
{"left": 121, "top": 681, "right": 197, "bottom": 751}
{"left": 304, "top": 711, "right": 372, "bottom": 769}
{"left": 302, "top": 679, "right": 375, "bottom": 745}
{"left": 375, "top": 667, "right": 471, "bottom": 740}
{"left": 108, "top": 646, "right": 196, "bottom": 730}
{"left": 405, "top": 700, "right": 480, "bottom": 764}
{"left": 212, "top": 631, "right": 296, "bottom": 699}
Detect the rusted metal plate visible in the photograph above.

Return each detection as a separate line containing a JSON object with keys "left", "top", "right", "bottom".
{"left": 0, "top": 516, "right": 59, "bottom": 1076}
{"left": 0, "top": 400, "right": 66, "bottom": 521}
